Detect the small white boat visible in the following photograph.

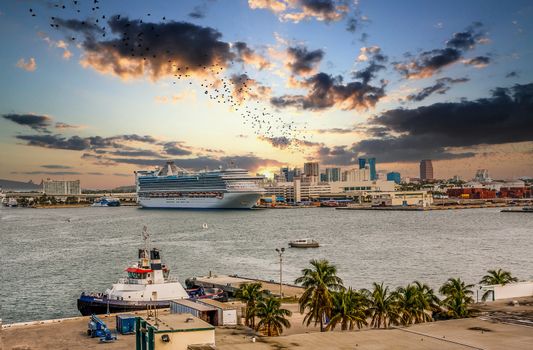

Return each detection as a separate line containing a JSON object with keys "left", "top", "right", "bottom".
{"left": 289, "top": 239, "right": 320, "bottom": 248}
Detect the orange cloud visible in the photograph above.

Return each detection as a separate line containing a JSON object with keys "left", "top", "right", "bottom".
{"left": 16, "top": 58, "right": 36, "bottom": 72}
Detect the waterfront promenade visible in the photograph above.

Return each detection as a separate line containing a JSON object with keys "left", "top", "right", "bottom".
{"left": 2, "top": 297, "right": 532, "bottom": 350}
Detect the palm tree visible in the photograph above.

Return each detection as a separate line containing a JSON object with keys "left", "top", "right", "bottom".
{"left": 479, "top": 269, "right": 518, "bottom": 301}
{"left": 295, "top": 259, "right": 344, "bottom": 332}
{"left": 326, "top": 288, "right": 368, "bottom": 331}
{"left": 439, "top": 278, "right": 474, "bottom": 319}
{"left": 366, "top": 282, "right": 399, "bottom": 328}
{"left": 255, "top": 297, "right": 292, "bottom": 336}
{"left": 235, "top": 282, "right": 263, "bottom": 329}
{"left": 394, "top": 281, "right": 440, "bottom": 325}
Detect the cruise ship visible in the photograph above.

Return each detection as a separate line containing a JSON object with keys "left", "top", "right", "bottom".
{"left": 135, "top": 161, "right": 264, "bottom": 209}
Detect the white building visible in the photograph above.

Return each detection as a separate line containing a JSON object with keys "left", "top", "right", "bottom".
{"left": 265, "top": 179, "right": 395, "bottom": 202}
{"left": 343, "top": 166, "right": 371, "bottom": 182}
{"left": 371, "top": 191, "right": 433, "bottom": 207}
{"left": 42, "top": 179, "right": 81, "bottom": 195}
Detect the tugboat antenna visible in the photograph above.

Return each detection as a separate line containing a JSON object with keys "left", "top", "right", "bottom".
{"left": 142, "top": 225, "right": 151, "bottom": 254}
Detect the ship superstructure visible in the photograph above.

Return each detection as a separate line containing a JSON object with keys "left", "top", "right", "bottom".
{"left": 135, "top": 161, "right": 264, "bottom": 209}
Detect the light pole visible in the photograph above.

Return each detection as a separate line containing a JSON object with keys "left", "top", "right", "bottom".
{"left": 275, "top": 248, "right": 285, "bottom": 297}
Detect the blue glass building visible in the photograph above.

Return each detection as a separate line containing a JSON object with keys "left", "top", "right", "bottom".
{"left": 386, "top": 171, "right": 401, "bottom": 184}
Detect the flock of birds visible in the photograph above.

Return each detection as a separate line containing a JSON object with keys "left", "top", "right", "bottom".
{"left": 27, "top": 1, "right": 311, "bottom": 153}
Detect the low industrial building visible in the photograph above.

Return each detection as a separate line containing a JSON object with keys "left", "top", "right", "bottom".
{"left": 196, "top": 299, "right": 239, "bottom": 326}
{"left": 170, "top": 300, "right": 218, "bottom": 325}
{"left": 135, "top": 313, "right": 215, "bottom": 350}
{"left": 371, "top": 191, "right": 433, "bottom": 207}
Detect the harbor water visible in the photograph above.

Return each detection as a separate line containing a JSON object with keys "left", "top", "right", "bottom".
{"left": 0, "top": 206, "right": 531, "bottom": 323}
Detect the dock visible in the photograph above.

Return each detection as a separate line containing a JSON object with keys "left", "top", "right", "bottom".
{"left": 336, "top": 203, "right": 512, "bottom": 211}
{"left": 191, "top": 274, "right": 304, "bottom": 298}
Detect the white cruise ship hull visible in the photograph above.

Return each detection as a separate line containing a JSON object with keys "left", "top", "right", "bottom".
{"left": 138, "top": 192, "right": 261, "bottom": 209}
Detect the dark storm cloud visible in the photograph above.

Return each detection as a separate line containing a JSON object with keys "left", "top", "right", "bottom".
{"left": 18, "top": 171, "right": 83, "bottom": 175}
{"left": 463, "top": 56, "right": 490, "bottom": 67}
{"left": 315, "top": 127, "right": 356, "bottom": 134}
{"left": 109, "top": 149, "right": 163, "bottom": 157}
{"left": 315, "top": 145, "right": 357, "bottom": 165}
{"left": 16, "top": 133, "right": 160, "bottom": 151}
{"left": 353, "top": 61, "right": 386, "bottom": 84}
{"left": 162, "top": 142, "right": 193, "bottom": 156}
{"left": 394, "top": 23, "right": 488, "bottom": 79}
{"left": 271, "top": 72, "right": 386, "bottom": 111}
{"left": 406, "top": 77, "right": 469, "bottom": 102}
{"left": 446, "top": 22, "right": 484, "bottom": 50}
{"left": 286, "top": 45, "right": 324, "bottom": 76}
{"left": 3, "top": 113, "right": 52, "bottom": 132}
{"left": 188, "top": 0, "right": 216, "bottom": 19}
{"left": 260, "top": 136, "right": 292, "bottom": 149}
{"left": 357, "top": 83, "right": 533, "bottom": 162}
{"left": 346, "top": 17, "right": 357, "bottom": 32}
{"left": 41, "top": 164, "right": 73, "bottom": 169}
{"left": 16, "top": 134, "right": 90, "bottom": 150}
{"left": 108, "top": 155, "right": 281, "bottom": 171}
{"left": 57, "top": 17, "right": 234, "bottom": 79}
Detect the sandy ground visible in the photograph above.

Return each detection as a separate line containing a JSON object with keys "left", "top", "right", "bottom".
{"left": 2, "top": 298, "right": 532, "bottom": 350}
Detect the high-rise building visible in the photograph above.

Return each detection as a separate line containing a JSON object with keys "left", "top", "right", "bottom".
{"left": 386, "top": 172, "right": 401, "bottom": 184}
{"left": 325, "top": 167, "right": 341, "bottom": 182}
{"left": 42, "top": 179, "right": 81, "bottom": 195}
{"left": 419, "top": 160, "right": 434, "bottom": 181}
{"left": 358, "top": 158, "right": 377, "bottom": 180}
{"left": 343, "top": 167, "right": 371, "bottom": 182}
{"left": 303, "top": 162, "right": 319, "bottom": 183}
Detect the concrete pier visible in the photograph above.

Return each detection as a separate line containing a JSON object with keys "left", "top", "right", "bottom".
{"left": 191, "top": 275, "right": 304, "bottom": 298}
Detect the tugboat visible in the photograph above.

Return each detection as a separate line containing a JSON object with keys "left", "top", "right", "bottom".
{"left": 77, "top": 227, "right": 225, "bottom": 316}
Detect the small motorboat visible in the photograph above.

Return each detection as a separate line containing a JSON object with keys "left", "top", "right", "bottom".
{"left": 289, "top": 239, "right": 320, "bottom": 248}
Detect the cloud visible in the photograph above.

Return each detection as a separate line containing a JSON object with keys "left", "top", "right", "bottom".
{"left": 3, "top": 113, "right": 52, "bottom": 132}
{"left": 314, "top": 127, "right": 357, "bottom": 134}
{"left": 248, "top": 0, "right": 353, "bottom": 23}
{"left": 18, "top": 171, "right": 83, "bottom": 175}
{"left": 39, "top": 32, "right": 72, "bottom": 60}
{"left": 41, "top": 165, "right": 72, "bottom": 169}
{"left": 230, "top": 73, "right": 272, "bottom": 102}
{"left": 189, "top": 0, "right": 215, "bottom": 19}
{"left": 259, "top": 135, "right": 322, "bottom": 150}
{"left": 106, "top": 155, "right": 282, "bottom": 172}
{"left": 506, "top": 71, "right": 519, "bottom": 78}
{"left": 463, "top": 56, "right": 490, "bottom": 68}
{"left": 55, "top": 122, "right": 81, "bottom": 129}
{"left": 406, "top": 77, "right": 469, "bottom": 102}
{"left": 55, "top": 17, "right": 234, "bottom": 81}
{"left": 162, "top": 142, "right": 193, "bottom": 156}
{"left": 271, "top": 71, "right": 386, "bottom": 111}
{"left": 88, "top": 172, "right": 105, "bottom": 175}
{"left": 353, "top": 83, "right": 533, "bottom": 162}
{"left": 286, "top": 45, "right": 324, "bottom": 76}
{"left": 248, "top": 0, "right": 287, "bottom": 13}
{"left": 394, "top": 23, "right": 488, "bottom": 79}
{"left": 16, "top": 57, "right": 37, "bottom": 72}
{"left": 233, "top": 42, "right": 271, "bottom": 70}
{"left": 15, "top": 133, "right": 159, "bottom": 151}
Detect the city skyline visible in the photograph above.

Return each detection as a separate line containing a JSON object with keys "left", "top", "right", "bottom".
{"left": 1, "top": 0, "right": 532, "bottom": 188}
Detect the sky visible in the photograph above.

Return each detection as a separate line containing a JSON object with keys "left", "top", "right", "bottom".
{"left": 0, "top": 0, "right": 532, "bottom": 188}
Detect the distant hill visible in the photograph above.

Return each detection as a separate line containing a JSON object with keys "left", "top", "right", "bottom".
{"left": 0, "top": 179, "right": 41, "bottom": 192}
